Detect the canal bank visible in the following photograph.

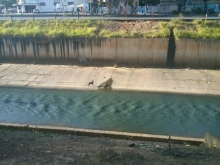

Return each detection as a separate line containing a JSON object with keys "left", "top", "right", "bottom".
{"left": 1, "top": 127, "right": 220, "bottom": 165}
{"left": 1, "top": 64, "right": 220, "bottom": 165}
{"left": 0, "top": 64, "right": 220, "bottom": 95}
{"left": 0, "top": 123, "right": 204, "bottom": 145}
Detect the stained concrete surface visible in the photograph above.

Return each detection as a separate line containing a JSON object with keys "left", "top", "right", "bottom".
{"left": 0, "top": 64, "right": 220, "bottom": 95}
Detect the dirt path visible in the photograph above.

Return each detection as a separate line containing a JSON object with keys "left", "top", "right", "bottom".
{"left": 0, "top": 129, "right": 220, "bottom": 165}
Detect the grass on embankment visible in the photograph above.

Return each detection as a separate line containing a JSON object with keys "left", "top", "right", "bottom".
{"left": 0, "top": 19, "right": 219, "bottom": 39}
{"left": 0, "top": 20, "right": 168, "bottom": 38}
{"left": 171, "top": 18, "right": 220, "bottom": 39}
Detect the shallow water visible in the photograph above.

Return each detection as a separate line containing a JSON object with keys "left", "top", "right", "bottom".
{"left": 0, "top": 87, "right": 220, "bottom": 138}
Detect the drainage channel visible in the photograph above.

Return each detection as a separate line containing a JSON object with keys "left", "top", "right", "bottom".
{"left": 1, "top": 87, "right": 220, "bottom": 138}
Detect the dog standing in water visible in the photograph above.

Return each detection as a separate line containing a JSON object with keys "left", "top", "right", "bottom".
{"left": 88, "top": 80, "right": 94, "bottom": 86}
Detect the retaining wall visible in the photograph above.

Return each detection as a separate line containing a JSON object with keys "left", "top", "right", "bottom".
{"left": 0, "top": 37, "right": 219, "bottom": 69}
{"left": 175, "top": 39, "right": 220, "bottom": 69}
{"left": 0, "top": 37, "right": 168, "bottom": 67}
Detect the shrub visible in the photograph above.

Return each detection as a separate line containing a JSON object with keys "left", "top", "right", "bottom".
{"left": 170, "top": 13, "right": 184, "bottom": 26}
{"left": 160, "top": 22, "right": 170, "bottom": 29}
{"left": 130, "top": 31, "right": 143, "bottom": 38}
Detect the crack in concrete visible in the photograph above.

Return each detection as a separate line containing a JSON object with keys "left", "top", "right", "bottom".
{"left": 25, "top": 76, "right": 39, "bottom": 87}
{"left": 13, "top": 72, "right": 51, "bottom": 76}
{"left": 0, "top": 75, "right": 5, "bottom": 79}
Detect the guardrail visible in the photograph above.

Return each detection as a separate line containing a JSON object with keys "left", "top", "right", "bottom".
{"left": 0, "top": 13, "right": 219, "bottom": 21}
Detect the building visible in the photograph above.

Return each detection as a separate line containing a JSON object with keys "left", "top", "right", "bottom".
{"left": 193, "top": 0, "right": 220, "bottom": 13}
{"left": 16, "top": 0, "right": 89, "bottom": 13}
{"left": 106, "top": 0, "right": 139, "bottom": 15}
{"left": 159, "top": 0, "right": 220, "bottom": 13}
{"left": 15, "top": 0, "right": 220, "bottom": 14}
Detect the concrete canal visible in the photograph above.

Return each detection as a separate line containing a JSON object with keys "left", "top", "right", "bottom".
{"left": 1, "top": 87, "right": 220, "bottom": 138}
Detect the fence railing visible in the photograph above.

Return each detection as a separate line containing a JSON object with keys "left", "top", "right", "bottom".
{"left": 0, "top": 13, "right": 219, "bottom": 21}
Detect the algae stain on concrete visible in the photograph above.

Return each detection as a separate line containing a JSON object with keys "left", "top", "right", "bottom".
{"left": 52, "top": 40, "right": 57, "bottom": 61}
{"left": 0, "top": 38, "right": 6, "bottom": 59}
{"left": 1, "top": 37, "right": 218, "bottom": 69}
{"left": 20, "top": 38, "right": 27, "bottom": 61}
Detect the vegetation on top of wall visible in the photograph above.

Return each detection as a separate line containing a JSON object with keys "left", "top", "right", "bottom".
{"left": 171, "top": 15, "right": 220, "bottom": 39}
{"left": 173, "top": 20, "right": 220, "bottom": 39}
{"left": 0, "top": 19, "right": 168, "bottom": 38}
{"left": 0, "top": 20, "right": 98, "bottom": 37}
{"left": 0, "top": 19, "right": 219, "bottom": 39}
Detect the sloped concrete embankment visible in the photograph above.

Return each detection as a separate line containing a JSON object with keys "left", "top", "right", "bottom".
{"left": 0, "top": 37, "right": 219, "bottom": 69}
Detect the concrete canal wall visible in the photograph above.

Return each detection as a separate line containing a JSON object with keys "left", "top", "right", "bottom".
{"left": 175, "top": 39, "right": 220, "bottom": 69}
{"left": 0, "top": 37, "right": 219, "bottom": 69}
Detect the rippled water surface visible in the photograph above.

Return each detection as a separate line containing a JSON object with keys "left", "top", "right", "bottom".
{"left": 0, "top": 87, "right": 220, "bottom": 138}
